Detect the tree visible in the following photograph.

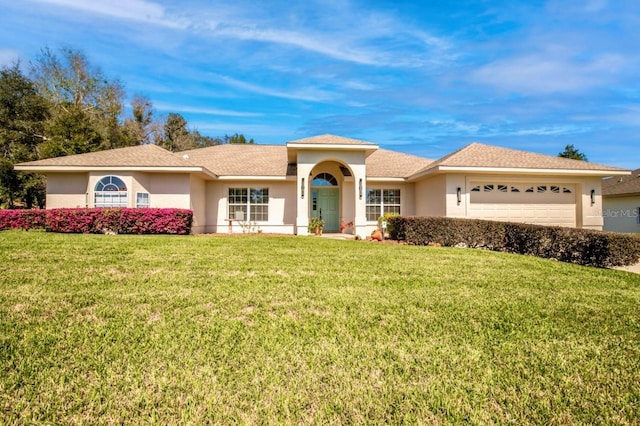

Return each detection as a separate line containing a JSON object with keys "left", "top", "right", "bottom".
{"left": 190, "top": 130, "right": 222, "bottom": 148}
{"left": 0, "top": 64, "right": 49, "bottom": 208}
{"left": 121, "top": 94, "right": 162, "bottom": 145}
{"left": 225, "top": 133, "right": 254, "bottom": 144}
{"left": 30, "top": 47, "right": 126, "bottom": 151}
{"left": 0, "top": 64, "right": 49, "bottom": 161}
{"left": 558, "top": 144, "right": 588, "bottom": 161}
{"left": 159, "top": 113, "right": 193, "bottom": 152}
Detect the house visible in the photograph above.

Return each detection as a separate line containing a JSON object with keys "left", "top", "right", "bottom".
{"left": 602, "top": 168, "right": 640, "bottom": 233}
{"left": 14, "top": 134, "right": 629, "bottom": 237}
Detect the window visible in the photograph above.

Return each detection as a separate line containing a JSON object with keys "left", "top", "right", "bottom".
{"left": 228, "top": 188, "right": 269, "bottom": 221}
{"left": 136, "top": 192, "right": 150, "bottom": 208}
{"left": 366, "top": 189, "right": 400, "bottom": 221}
{"left": 94, "top": 176, "right": 127, "bottom": 207}
{"left": 312, "top": 173, "right": 338, "bottom": 186}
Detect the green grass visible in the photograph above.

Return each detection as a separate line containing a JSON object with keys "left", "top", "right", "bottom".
{"left": 1, "top": 230, "right": 639, "bottom": 424}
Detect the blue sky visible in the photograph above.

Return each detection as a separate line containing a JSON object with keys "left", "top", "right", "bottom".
{"left": 1, "top": 0, "right": 639, "bottom": 168}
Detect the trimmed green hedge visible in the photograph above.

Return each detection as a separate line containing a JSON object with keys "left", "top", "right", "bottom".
{"left": 0, "top": 208, "right": 193, "bottom": 235}
{"left": 389, "top": 216, "right": 640, "bottom": 268}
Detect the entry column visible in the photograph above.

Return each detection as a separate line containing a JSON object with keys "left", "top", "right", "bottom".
{"left": 296, "top": 163, "right": 313, "bottom": 235}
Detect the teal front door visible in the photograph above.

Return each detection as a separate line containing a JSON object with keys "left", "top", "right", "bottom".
{"left": 312, "top": 188, "right": 339, "bottom": 232}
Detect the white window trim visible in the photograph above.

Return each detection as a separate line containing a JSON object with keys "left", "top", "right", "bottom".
{"left": 94, "top": 176, "right": 128, "bottom": 208}
{"left": 228, "top": 187, "right": 269, "bottom": 222}
{"left": 136, "top": 192, "right": 150, "bottom": 208}
{"left": 366, "top": 188, "right": 401, "bottom": 222}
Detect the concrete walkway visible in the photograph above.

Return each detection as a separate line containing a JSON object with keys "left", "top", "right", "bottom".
{"left": 614, "top": 262, "right": 640, "bottom": 274}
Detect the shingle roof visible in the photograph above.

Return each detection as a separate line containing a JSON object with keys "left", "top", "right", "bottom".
{"left": 366, "top": 149, "right": 433, "bottom": 178}
{"left": 417, "top": 142, "right": 628, "bottom": 173}
{"left": 602, "top": 168, "right": 640, "bottom": 196}
{"left": 287, "top": 134, "right": 377, "bottom": 146}
{"left": 15, "top": 137, "right": 628, "bottom": 180}
{"left": 178, "top": 144, "right": 426, "bottom": 178}
{"left": 16, "top": 144, "right": 195, "bottom": 168}
{"left": 179, "top": 144, "right": 290, "bottom": 176}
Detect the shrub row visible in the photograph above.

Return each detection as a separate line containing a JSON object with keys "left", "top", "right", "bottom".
{"left": 389, "top": 216, "right": 640, "bottom": 268}
{"left": 0, "top": 208, "right": 193, "bottom": 235}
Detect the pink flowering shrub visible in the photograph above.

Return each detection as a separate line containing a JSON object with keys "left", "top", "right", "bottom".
{"left": 0, "top": 208, "right": 192, "bottom": 234}
{"left": 0, "top": 209, "right": 47, "bottom": 231}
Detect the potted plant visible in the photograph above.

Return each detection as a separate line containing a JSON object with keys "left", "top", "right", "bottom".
{"left": 308, "top": 217, "right": 325, "bottom": 235}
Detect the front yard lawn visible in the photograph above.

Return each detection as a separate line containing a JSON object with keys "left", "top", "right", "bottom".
{"left": 1, "top": 231, "right": 638, "bottom": 424}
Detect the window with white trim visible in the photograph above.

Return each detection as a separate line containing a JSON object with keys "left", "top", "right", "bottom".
{"left": 136, "top": 192, "right": 150, "bottom": 208}
{"left": 366, "top": 189, "right": 400, "bottom": 221}
{"left": 228, "top": 188, "right": 269, "bottom": 221}
{"left": 94, "top": 176, "right": 127, "bottom": 207}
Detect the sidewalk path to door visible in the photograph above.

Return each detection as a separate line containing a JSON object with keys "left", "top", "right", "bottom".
{"left": 614, "top": 262, "right": 640, "bottom": 274}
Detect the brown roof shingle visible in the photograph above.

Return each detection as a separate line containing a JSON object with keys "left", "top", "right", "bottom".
{"left": 602, "top": 168, "right": 640, "bottom": 196}
{"left": 287, "top": 134, "right": 377, "bottom": 146}
{"left": 179, "top": 144, "right": 290, "bottom": 176}
{"left": 16, "top": 144, "right": 195, "bottom": 168}
{"left": 418, "top": 142, "right": 628, "bottom": 173}
{"left": 366, "top": 149, "right": 433, "bottom": 178}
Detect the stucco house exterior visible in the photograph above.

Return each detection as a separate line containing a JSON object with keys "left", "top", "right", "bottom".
{"left": 602, "top": 168, "right": 640, "bottom": 233}
{"left": 15, "top": 134, "right": 629, "bottom": 237}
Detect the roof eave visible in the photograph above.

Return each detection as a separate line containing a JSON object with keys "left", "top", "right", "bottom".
{"left": 366, "top": 177, "right": 408, "bottom": 182}
{"left": 14, "top": 165, "right": 218, "bottom": 178}
{"left": 603, "top": 191, "right": 640, "bottom": 197}
{"left": 409, "top": 165, "right": 631, "bottom": 181}
{"left": 216, "top": 175, "right": 294, "bottom": 181}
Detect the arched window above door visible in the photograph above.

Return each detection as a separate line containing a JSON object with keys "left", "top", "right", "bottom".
{"left": 312, "top": 173, "right": 338, "bottom": 186}
{"left": 94, "top": 176, "right": 127, "bottom": 207}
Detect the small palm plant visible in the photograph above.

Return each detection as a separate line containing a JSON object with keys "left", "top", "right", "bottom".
{"left": 308, "top": 217, "right": 325, "bottom": 234}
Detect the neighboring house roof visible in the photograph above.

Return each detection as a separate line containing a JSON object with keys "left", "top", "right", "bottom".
{"left": 411, "top": 142, "right": 629, "bottom": 178}
{"left": 15, "top": 144, "right": 199, "bottom": 169}
{"left": 602, "top": 168, "right": 640, "bottom": 196}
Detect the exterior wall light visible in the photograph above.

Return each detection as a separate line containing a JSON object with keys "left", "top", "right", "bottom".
{"left": 359, "top": 179, "right": 363, "bottom": 200}
{"left": 590, "top": 189, "right": 596, "bottom": 205}
{"left": 301, "top": 178, "right": 305, "bottom": 199}
{"left": 457, "top": 187, "right": 462, "bottom": 205}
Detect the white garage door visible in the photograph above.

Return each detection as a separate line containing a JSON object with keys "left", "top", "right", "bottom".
{"left": 468, "top": 183, "right": 577, "bottom": 227}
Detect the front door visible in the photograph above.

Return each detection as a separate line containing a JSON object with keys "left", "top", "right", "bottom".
{"left": 312, "top": 188, "right": 339, "bottom": 232}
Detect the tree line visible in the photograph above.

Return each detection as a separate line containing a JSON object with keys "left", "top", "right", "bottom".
{"left": 0, "top": 47, "right": 254, "bottom": 209}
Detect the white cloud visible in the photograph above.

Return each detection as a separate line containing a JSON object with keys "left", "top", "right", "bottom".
{"left": 208, "top": 24, "right": 382, "bottom": 66}
{"left": 215, "top": 74, "right": 335, "bottom": 103}
{"left": 0, "top": 49, "right": 20, "bottom": 67}
{"left": 154, "top": 102, "right": 263, "bottom": 118}
{"left": 470, "top": 52, "right": 626, "bottom": 95}
{"left": 30, "top": 0, "right": 188, "bottom": 28}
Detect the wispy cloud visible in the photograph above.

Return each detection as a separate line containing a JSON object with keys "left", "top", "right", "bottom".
{"left": 0, "top": 49, "right": 20, "bottom": 66}
{"left": 470, "top": 51, "right": 627, "bottom": 95}
{"left": 30, "top": 0, "right": 188, "bottom": 28}
{"left": 209, "top": 24, "right": 382, "bottom": 66}
{"left": 215, "top": 74, "right": 336, "bottom": 103}
{"left": 154, "top": 102, "right": 263, "bottom": 118}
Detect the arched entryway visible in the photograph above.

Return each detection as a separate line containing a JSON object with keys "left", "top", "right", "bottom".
{"left": 311, "top": 172, "right": 340, "bottom": 232}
